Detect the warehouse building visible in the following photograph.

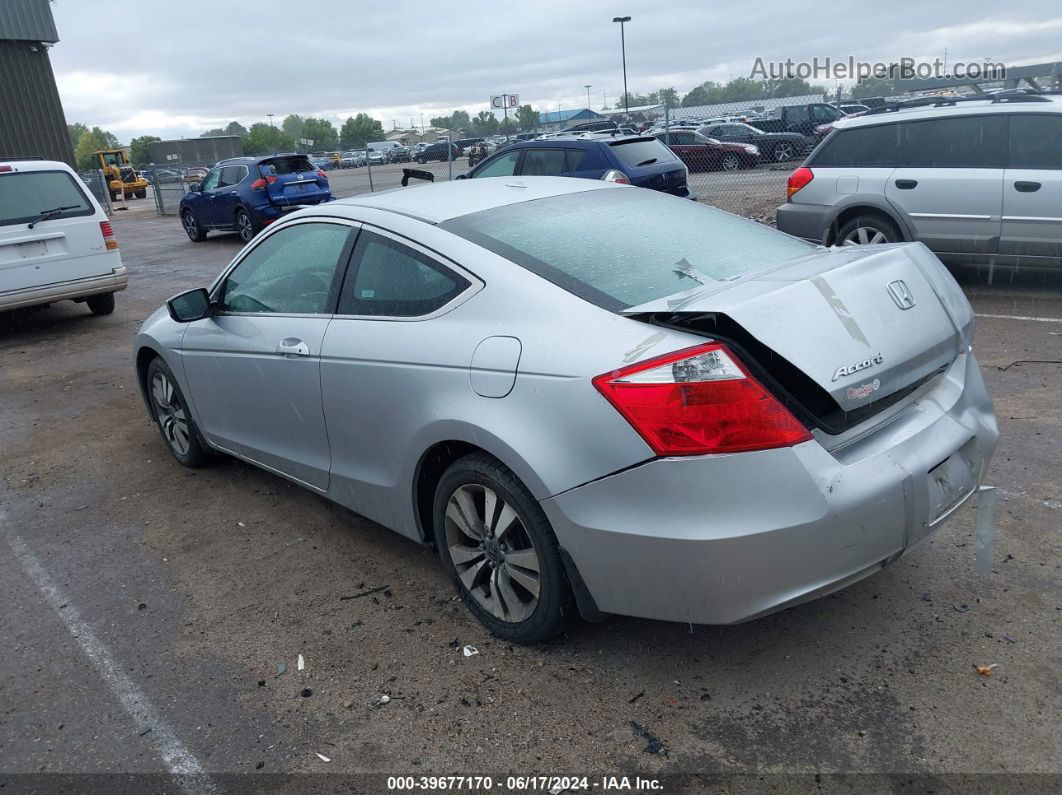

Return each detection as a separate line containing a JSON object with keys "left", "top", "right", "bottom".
{"left": 0, "top": 0, "right": 74, "bottom": 164}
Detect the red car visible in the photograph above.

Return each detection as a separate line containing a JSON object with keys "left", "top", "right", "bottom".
{"left": 655, "top": 130, "right": 760, "bottom": 171}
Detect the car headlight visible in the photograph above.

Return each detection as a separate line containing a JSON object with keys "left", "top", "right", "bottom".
{"left": 745, "top": 145, "right": 759, "bottom": 155}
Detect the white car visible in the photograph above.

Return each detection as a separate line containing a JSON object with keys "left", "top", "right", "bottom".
{"left": 1, "top": 157, "right": 127, "bottom": 315}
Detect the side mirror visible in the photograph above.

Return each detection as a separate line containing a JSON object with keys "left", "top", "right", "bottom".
{"left": 188, "top": 182, "right": 201, "bottom": 193}
{"left": 455, "top": 174, "right": 467, "bottom": 180}
{"left": 167, "top": 287, "right": 211, "bottom": 323}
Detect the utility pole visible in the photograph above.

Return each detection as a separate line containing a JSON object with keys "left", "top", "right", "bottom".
{"left": 612, "top": 16, "right": 631, "bottom": 113}
{"left": 585, "top": 84, "right": 592, "bottom": 108}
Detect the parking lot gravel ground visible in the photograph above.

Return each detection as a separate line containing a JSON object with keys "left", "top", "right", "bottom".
{"left": 1, "top": 200, "right": 1060, "bottom": 793}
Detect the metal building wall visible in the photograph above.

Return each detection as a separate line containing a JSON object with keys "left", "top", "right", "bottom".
{"left": 0, "top": 39, "right": 74, "bottom": 165}
{"left": 0, "top": 0, "right": 59, "bottom": 43}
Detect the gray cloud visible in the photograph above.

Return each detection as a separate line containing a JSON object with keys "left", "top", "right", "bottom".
{"left": 47, "top": 0, "right": 1061, "bottom": 140}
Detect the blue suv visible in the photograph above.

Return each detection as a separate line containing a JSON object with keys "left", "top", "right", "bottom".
{"left": 179, "top": 154, "right": 332, "bottom": 243}
{"left": 460, "top": 134, "right": 693, "bottom": 198}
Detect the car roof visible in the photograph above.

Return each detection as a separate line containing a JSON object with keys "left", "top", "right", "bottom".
{"left": 835, "top": 94, "right": 1062, "bottom": 129}
{"left": 328, "top": 175, "right": 618, "bottom": 224}
{"left": 0, "top": 157, "right": 76, "bottom": 173}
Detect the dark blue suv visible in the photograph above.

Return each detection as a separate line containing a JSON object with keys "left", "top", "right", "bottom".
{"left": 461, "top": 134, "right": 693, "bottom": 198}
{"left": 179, "top": 154, "right": 332, "bottom": 243}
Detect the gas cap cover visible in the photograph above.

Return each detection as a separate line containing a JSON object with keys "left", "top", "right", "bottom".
{"left": 469, "top": 336, "right": 522, "bottom": 398}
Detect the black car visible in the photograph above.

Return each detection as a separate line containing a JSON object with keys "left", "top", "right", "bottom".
{"left": 415, "top": 141, "right": 461, "bottom": 163}
{"left": 697, "top": 122, "right": 810, "bottom": 163}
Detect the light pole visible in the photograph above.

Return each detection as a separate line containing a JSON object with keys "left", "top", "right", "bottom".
{"left": 267, "top": 114, "right": 274, "bottom": 128}
{"left": 585, "top": 84, "right": 592, "bottom": 108}
{"left": 612, "top": 16, "right": 631, "bottom": 114}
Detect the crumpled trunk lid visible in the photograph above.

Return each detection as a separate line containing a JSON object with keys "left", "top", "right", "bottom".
{"left": 624, "top": 242, "right": 973, "bottom": 431}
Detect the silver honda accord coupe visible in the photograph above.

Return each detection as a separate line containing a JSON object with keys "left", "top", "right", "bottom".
{"left": 134, "top": 177, "right": 998, "bottom": 643}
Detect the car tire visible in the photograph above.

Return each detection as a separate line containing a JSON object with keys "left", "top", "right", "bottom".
{"left": 836, "top": 213, "right": 901, "bottom": 246}
{"left": 135, "top": 188, "right": 147, "bottom": 199}
{"left": 109, "top": 191, "right": 118, "bottom": 203}
{"left": 417, "top": 156, "right": 426, "bottom": 164}
{"left": 145, "top": 357, "right": 212, "bottom": 468}
{"left": 721, "top": 153, "right": 741, "bottom": 171}
{"left": 773, "top": 142, "right": 796, "bottom": 162}
{"left": 182, "top": 210, "right": 206, "bottom": 242}
{"left": 86, "top": 292, "right": 115, "bottom": 316}
{"left": 235, "top": 209, "right": 255, "bottom": 244}
{"left": 434, "top": 453, "right": 574, "bottom": 644}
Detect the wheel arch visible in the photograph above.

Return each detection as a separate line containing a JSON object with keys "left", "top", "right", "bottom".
{"left": 826, "top": 201, "right": 910, "bottom": 246}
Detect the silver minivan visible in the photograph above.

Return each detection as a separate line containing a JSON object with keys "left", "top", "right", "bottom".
{"left": 1, "top": 157, "right": 128, "bottom": 314}
{"left": 776, "top": 94, "right": 1062, "bottom": 266}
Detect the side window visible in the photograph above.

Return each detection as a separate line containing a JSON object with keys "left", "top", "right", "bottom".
{"left": 200, "top": 169, "right": 221, "bottom": 192}
{"left": 812, "top": 124, "right": 905, "bottom": 167}
{"left": 786, "top": 106, "right": 809, "bottom": 122}
{"left": 566, "top": 149, "right": 587, "bottom": 172}
{"left": 1009, "top": 115, "right": 1062, "bottom": 169}
{"left": 339, "top": 231, "right": 470, "bottom": 317}
{"left": 221, "top": 222, "right": 351, "bottom": 314}
{"left": 521, "top": 148, "right": 569, "bottom": 176}
{"left": 906, "top": 116, "right": 1006, "bottom": 168}
{"left": 218, "top": 165, "right": 246, "bottom": 188}
{"left": 473, "top": 150, "right": 520, "bottom": 178}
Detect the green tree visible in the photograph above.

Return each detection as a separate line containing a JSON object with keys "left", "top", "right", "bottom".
{"left": 73, "top": 127, "right": 120, "bottom": 170}
{"left": 281, "top": 114, "right": 305, "bottom": 140}
{"left": 657, "top": 87, "right": 679, "bottom": 108}
{"left": 718, "top": 77, "right": 762, "bottom": 102}
{"left": 129, "top": 135, "right": 161, "bottom": 165}
{"left": 201, "top": 128, "right": 225, "bottom": 137}
{"left": 515, "top": 104, "right": 538, "bottom": 131}
{"left": 499, "top": 118, "right": 517, "bottom": 135}
{"left": 430, "top": 110, "right": 471, "bottom": 132}
{"left": 243, "top": 123, "right": 295, "bottom": 155}
{"left": 472, "top": 110, "right": 499, "bottom": 136}
{"left": 301, "top": 117, "right": 338, "bottom": 150}
{"left": 225, "top": 121, "right": 248, "bottom": 137}
{"left": 852, "top": 75, "right": 896, "bottom": 98}
{"left": 681, "top": 81, "right": 722, "bottom": 107}
{"left": 339, "top": 114, "right": 385, "bottom": 149}
{"left": 67, "top": 122, "right": 88, "bottom": 150}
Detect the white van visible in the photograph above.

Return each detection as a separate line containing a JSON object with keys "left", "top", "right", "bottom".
{"left": 367, "top": 141, "right": 401, "bottom": 154}
{"left": 0, "top": 157, "right": 128, "bottom": 315}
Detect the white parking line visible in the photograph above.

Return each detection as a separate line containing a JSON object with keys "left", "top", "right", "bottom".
{"left": 976, "top": 313, "right": 1062, "bottom": 323}
{"left": 2, "top": 514, "right": 218, "bottom": 794}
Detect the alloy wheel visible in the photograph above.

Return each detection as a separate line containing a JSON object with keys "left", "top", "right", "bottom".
{"left": 774, "top": 143, "right": 794, "bottom": 161}
{"left": 151, "top": 371, "right": 191, "bottom": 456}
{"left": 237, "top": 212, "right": 253, "bottom": 242}
{"left": 722, "top": 154, "right": 740, "bottom": 171}
{"left": 843, "top": 226, "right": 889, "bottom": 245}
{"left": 182, "top": 212, "right": 198, "bottom": 239}
{"left": 445, "top": 483, "right": 541, "bottom": 623}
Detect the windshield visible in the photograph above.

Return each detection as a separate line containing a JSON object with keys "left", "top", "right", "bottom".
{"left": 0, "top": 171, "right": 94, "bottom": 227}
{"left": 261, "top": 157, "right": 316, "bottom": 175}
{"left": 442, "top": 189, "right": 812, "bottom": 310}
{"left": 609, "top": 139, "right": 677, "bottom": 168}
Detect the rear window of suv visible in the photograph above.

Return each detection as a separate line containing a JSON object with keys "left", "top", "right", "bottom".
{"left": 0, "top": 170, "right": 94, "bottom": 227}
{"left": 260, "top": 156, "right": 316, "bottom": 175}
{"left": 609, "top": 138, "right": 677, "bottom": 168}
{"left": 442, "top": 188, "right": 812, "bottom": 310}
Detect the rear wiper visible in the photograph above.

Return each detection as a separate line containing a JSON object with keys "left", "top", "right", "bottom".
{"left": 28, "top": 205, "right": 78, "bottom": 229}
{"left": 636, "top": 158, "right": 658, "bottom": 166}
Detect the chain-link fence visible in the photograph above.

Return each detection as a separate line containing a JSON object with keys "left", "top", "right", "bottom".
{"left": 150, "top": 169, "right": 192, "bottom": 216}
{"left": 76, "top": 169, "right": 112, "bottom": 215}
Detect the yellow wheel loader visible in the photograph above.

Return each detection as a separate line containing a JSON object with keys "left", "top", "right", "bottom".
{"left": 95, "top": 149, "right": 148, "bottom": 202}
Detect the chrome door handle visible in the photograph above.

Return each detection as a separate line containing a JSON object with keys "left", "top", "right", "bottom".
{"left": 276, "top": 337, "right": 310, "bottom": 357}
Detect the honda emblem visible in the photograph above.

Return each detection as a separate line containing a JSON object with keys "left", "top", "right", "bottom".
{"left": 887, "top": 280, "right": 915, "bottom": 310}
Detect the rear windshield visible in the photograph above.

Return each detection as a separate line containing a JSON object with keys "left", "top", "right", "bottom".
{"left": 0, "top": 170, "right": 94, "bottom": 227}
{"left": 442, "top": 189, "right": 813, "bottom": 310}
{"left": 260, "top": 157, "right": 316, "bottom": 176}
{"left": 609, "top": 139, "right": 677, "bottom": 168}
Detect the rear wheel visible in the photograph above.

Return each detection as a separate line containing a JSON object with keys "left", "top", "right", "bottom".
{"left": 135, "top": 188, "right": 147, "bottom": 199}
{"left": 434, "top": 454, "right": 574, "bottom": 644}
{"left": 235, "top": 209, "right": 255, "bottom": 243}
{"left": 146, "top": 357, "right": 211, "bottom": 468}
{"left": 86, "top": 292, "right": 115, "bottom": 316}
{"left": 109, "top": 191, "right": 118, "bottom": 203}
{"left": 773, "top": 142, "right": 796, "bottom": 162}
{"left": 721, "top": 153, "right": 741, "bottom": 171}
{"left": 837, "top": 213, "right": 901, "bottom": 246}
{"left": 182, "top": 210, "right": 206, "bottom": 242}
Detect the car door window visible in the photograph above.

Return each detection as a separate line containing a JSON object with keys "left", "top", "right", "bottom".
{"left": 200, "top": 169, "right": 221, "bottom": 192}
{"left": 1009, "top": 115, "right": 1062, "bottom": 169}
{"left": 520, "top": 148, "right": 569, "bottom": 176}
{"left": 338, "top": 231, "right": 470, "bottom": 317}
{"left": 565, "top": 150, "right": 587, "bottom": 172}
{"left": 474, "top": 150, "right": 520, "bottom": 178}
{"left": 220, "top": 222, "right": 351, "bottom": 314}
{"left": 906, "top": 116, "right": 1006, "bottom": 168}
{"left": 812, "top": 123, "right": 906, "bottom": 167}
{"left": 218, "top": 165, "right": 246, "bottom": 188}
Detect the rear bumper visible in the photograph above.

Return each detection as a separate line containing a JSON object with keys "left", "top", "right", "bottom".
{"left": 542, "top": 351, "right": 998, "bottom": 625}
{"left": 775, "top": 201, "right": 832, "bottom": 244}
{"left": 0, "top": 266, "right": 128, "bottom": 311}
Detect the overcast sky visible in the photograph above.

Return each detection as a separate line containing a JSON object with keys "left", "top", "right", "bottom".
{"left": 48, "top": 0, "right": 1062, "bottom": 142}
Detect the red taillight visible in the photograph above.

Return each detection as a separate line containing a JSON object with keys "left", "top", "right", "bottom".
{"left": 0, "top": 165, "right": 12, "bottom": 173}
{"left": 316, "top": 170, "right": 327, "bottom": 179}
{"left": 601, "top": 169, "right": 631, "bottom": 185}
{"left": 787, "top": 166, "right": 813, "bottom": 199}
{"left": 99, "top": 220, "right": 118, "bottom": 250}
{"left": 250, "top": 178, "right": 267, "bottom": 190}
{"left": 593, "top": 343, "right": 812, "bottom": 455}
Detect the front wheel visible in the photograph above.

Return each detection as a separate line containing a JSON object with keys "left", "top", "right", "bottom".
{"left": 146, "top": 358, "right": 212, "bottom": 468}
{"left": 434, "top": 454, "right": 574, "bottom": 644}
{"left": 182, "top": 210, "right": 206, "bottom": 242}
{"left": 773, "top": 142, "right": 795, "bottom": 162}
{"left": 86, "top": 292, "right": 115, "bottom": 316}
{"left": 721, "top": 153, "right": 740, "bottom": 171}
